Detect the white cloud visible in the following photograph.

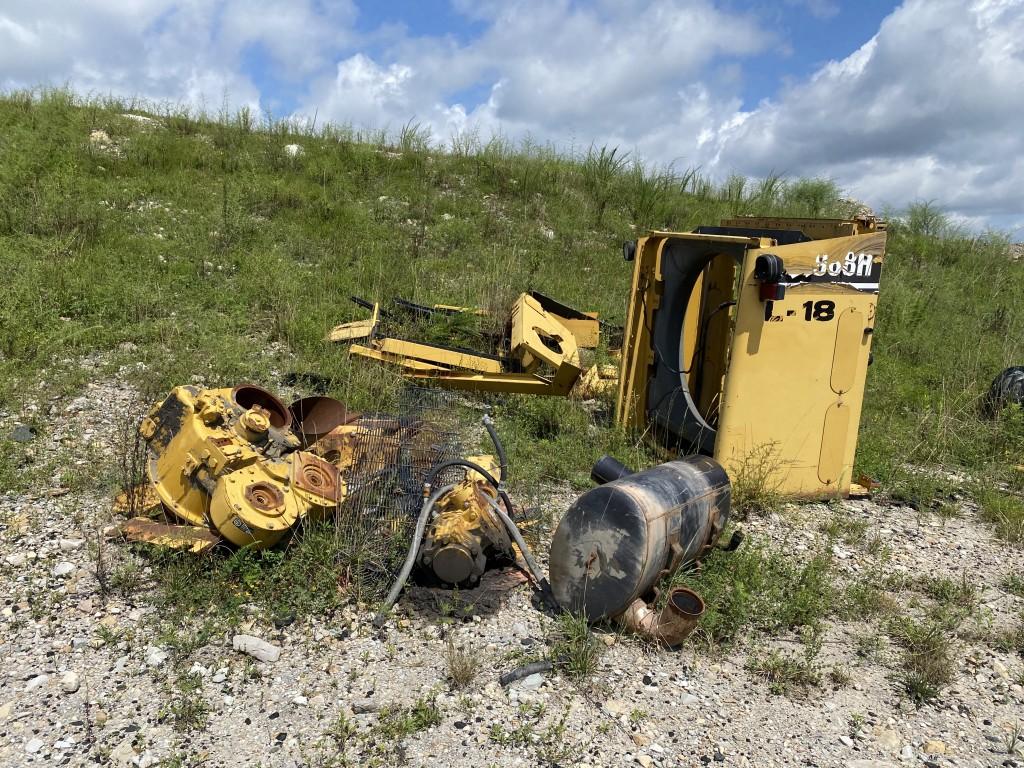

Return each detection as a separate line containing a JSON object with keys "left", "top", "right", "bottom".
{"left": 0, "top": 0, "right": 357, "bottom": 111}
{"left": 298, "top": 0, "right": 1024, "bottom": 229}
{"left": 301, "top": 0, "right": 769, "bottom": 157}
{"left": 705, "top": 0, "right": 1024, "bottom": 229}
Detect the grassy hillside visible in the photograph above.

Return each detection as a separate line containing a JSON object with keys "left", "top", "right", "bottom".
{"left": 0, "top": 88, "right": 1021, "bottom": 537}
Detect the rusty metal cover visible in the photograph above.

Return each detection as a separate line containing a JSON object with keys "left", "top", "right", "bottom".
{"left": 292, "top": 451, "right": 341, "bottom": 501}
{"left": 116, "top": 518, "right": 220, "bottom": 553}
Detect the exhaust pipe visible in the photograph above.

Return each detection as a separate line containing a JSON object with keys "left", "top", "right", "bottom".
{"left": 618, "top": 587, "right": 705, "bottom": 648}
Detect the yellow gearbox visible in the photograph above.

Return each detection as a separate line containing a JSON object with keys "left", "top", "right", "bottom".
{"left": 140, "top": 385, "right": 339, "bottom": 549}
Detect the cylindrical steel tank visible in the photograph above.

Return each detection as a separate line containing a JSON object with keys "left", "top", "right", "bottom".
{"left": 549, "top": 455, "right": 730, "bottom": 622}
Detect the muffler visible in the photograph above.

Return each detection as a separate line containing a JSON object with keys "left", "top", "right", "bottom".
{"left": 548, "top": 454, "right": 730, "bottom": 640}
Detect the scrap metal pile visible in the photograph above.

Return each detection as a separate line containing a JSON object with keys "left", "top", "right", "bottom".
{"left": 119, "top": 383, "right": 549, "bottom": 603}
{"left": 115, "top": 215, "right": 902, "bottom": 648}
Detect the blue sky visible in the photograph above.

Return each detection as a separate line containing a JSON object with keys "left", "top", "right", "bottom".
{"left": 0, "top": 0, "right": 1021, "bottom": 232}
{"left": 245, "top": 1, "right": 901, "bottom": 118}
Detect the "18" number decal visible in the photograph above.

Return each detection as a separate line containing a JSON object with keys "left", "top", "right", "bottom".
{"left": 803, "top": 300, "right": 835, "bottom": 321}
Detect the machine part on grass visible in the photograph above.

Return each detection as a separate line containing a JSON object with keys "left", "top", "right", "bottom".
{"left": 375, "top": 417, "right": 552, "bottom": 622}
{"left": 617, "top": 215, "right": 886, "bottom": 499}
{"left": 526, "top": 291, "right": 601, "bottom": 348}
{"left": 328, "top": 301, "right": 380, "bottom": 342}
{"left": 312, "top": 387, "right": 469, "bottom": 599}
{"left": 549, "top": 455, "right": 731, "bottom": 625}
{"left": 618, "top": 587, "right": 705, "bottom": 648}
{"left": 982, "top": 366, "right": 1024, "bottom": 416}
{"left": 419, "top": 462, "right": 512, "bottom": 585}
{"left": 577, "top": 363, "right": 620, "bottom": 399}
{"left": 136, "top": 382, "right": 530, "bottom": 601}
{"left": 336, "top": 292, "right": 602, "bottom": 396}
{"left": 141, "top": 385, "right": 302, "bottom": 536}
{"left": 140, "top": 384, "right": 336, "bottom": 549}
{"left": 115, "top": 517, "right": 220, "bottom": 553}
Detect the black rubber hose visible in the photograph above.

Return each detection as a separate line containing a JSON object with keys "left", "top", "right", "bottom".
{"left": 424, "top": 458, "right": 509, "bottom": 505}
{"left": 373, "top": 483, "right": 457, "bottom": 627}
{"left": 482, "top": 493, "right": 552, "bottom": 601}
{"left": 590, "top": 455, "right": 635, "bottom": 485}
{"left": 499, "top": 660, "right": 554, "bottom": 687}
{"left": 481, "top": 414, "right": 508, "bottom": 483}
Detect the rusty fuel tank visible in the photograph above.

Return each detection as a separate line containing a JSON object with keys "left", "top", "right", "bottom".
{"left": 549, "top": 455, "right": 730, "bottom": 622}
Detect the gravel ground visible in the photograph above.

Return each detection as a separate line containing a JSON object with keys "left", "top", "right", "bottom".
{"left": 1, "top": 372, "right": 1022, "bottom": 768}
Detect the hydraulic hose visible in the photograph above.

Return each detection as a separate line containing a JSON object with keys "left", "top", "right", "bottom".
{"left": 483, "top": 493, "right": 551, "bottom": 599}
{"left": 424, "top": 458, "right": 515, "bottom": 515}
{"left": 499, "top": 660, "right": 554, "bottom": 687}
{"left": 425, "top": 456, "right": 556, "bottom": 609}
{"left": 373, "top": 482, "right": 457, "bottom": 627}
{"left": 481, "top": 414, "right": 508, "bottom": 483}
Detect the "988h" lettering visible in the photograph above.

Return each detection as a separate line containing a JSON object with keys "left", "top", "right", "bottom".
{"left": 814, "top": 252, "right": 873, "bottom": 277}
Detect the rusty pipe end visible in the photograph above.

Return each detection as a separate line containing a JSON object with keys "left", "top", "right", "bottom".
{"left": 617, "top": 587, "right": 705, "bottom": 648}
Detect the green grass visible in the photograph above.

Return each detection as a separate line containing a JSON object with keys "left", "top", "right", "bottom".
{"left": 0, "top": 87, "right": 862, "bottom": 495}
{"left": 2, "top": 88, "right": 1019, "bottom": 505}
{"left": 887, "top": 616, "right": 956, "bottom": 705}
{"left": 670, "top": 541, "right": 837, "bottom": 647}
{"left": 746, "top": 629, "right": 823, "bottom": 696}
{"left": 374, "top": 696, "right": 442, "bottom": 741}
{"left": 443, "top": 638, "right": 480, "bottom": 690}
{"left": 148, "top": 519, "right": 392, "bottom": 626}
{"left": 1, "top": 87, "right": 1022, "bottom": 640}
{"left": 548, "top": 611, "right": 601, "bottom": 679}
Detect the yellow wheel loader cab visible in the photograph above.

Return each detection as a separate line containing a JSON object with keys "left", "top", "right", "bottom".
{"left": 616, "top": 216, "right": 886, "bottom": 499}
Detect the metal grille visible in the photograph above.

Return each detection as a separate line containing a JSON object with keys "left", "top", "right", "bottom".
{"left": 329, "top": 386, "right": 464, "bottom": 600}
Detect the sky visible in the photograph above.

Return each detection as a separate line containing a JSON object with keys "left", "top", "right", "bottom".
{"left": 1, "top": 0, "right": 1022, "bottom": 233}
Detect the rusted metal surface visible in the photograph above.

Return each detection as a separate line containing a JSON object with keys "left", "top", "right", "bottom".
{"left": 289, "top": 396, "right": 358, "bottom": 445}
{"left": 292, "top": 451, "right": 341, "bottom": 501}
{"left": 243, "top": 481, "right": 286, "bottom": 512}
{"left": 116, "top": 517, "right": 220, "bottom": 553}
{"left": 619, "top": 587, "right": 705, "bottom": 647}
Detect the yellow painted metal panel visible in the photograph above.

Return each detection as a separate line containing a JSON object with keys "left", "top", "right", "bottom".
{"left": 714, "top": 231, "right": 884, "bottom": 496}
{"left": 615, "top": 235, "right": 663, "bottom": 428}
{"left": 818, "top": 400, "right": 852, "bottom": 487}
{"left": 831, "top": 309, "right": 865, "bottom": 394}
{"left": 349, "top": 344, "right": 451, "bottom": 373}
{"left": 328, "top": 302, "right": 380, "bottom": 342}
